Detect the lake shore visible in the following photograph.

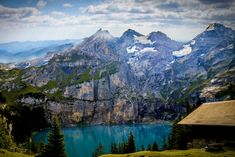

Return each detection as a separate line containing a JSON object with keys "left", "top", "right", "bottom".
{"left": 34, "top": 123, "right": 172, "bottom": 157}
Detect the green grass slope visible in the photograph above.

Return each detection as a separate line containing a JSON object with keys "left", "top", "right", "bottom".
{"left": 100, "top": 149, "right": 235, "bottom": 157}
{"left": 0, "top": 149, "right": 33, "bottom": 157}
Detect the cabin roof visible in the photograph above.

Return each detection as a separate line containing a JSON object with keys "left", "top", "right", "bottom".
{"left": 178, "top": 100, "right": 235, "bottom": 126}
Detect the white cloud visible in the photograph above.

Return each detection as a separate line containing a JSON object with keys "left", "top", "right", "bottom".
{"left": 0, "top": 4, "right": 39, "bottom": 20}
{"left": 37, "top": 0, "right": 47, "bottom": 9}
{"left": 0, "top": 0, "right": 235, "bottom": 42}
{"left": 63, "top": 3, "right": 72, "bottom": 8}
{"left": 82, "top": 0, "right": 235, "bottom": 28}
{"left": 51, "top": 11, "right": 66, "bottom": 16}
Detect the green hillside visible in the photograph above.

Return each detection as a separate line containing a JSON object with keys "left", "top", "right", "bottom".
{"left": 0, "top": 149, "right": 33, "bottom": 157}
{"left": 100, "top": 149, "right": 235, "bottom": 157}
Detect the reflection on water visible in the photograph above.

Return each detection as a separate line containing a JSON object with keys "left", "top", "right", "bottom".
{"left": 34, "top": 124, "right": 172, "bottom": 157}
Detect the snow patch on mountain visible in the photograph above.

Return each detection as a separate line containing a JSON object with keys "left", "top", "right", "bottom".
{"left": 191, "top": 40, "right": 196, "bottom": 45}
{"left": 172, "top": 44, "right": 192, "bottom": 57}
{"left": 140, "top": 47, "right": 157, "bottom": 53}
{"left": 134, "top": 35, "right": 152, "bottom": 44}
{"left": 126, "top": 46, "right": 157, "bottom": 55}
{"left": 126, "top": 45, "right": 139, "bottom": 53}
{"left": 170, "top": 60, "right": 175, "bottom": 64}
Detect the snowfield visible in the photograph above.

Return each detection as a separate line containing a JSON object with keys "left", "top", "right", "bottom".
{"left": 126, "top": 46, "right": 157, "bottom": 55}
{"left": 172, "top": 44, "right": 192, "bottom": 57}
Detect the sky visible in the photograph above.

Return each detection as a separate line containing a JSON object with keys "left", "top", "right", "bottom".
{"left": 0, "top": 0, "right": 235, "bottom": 43}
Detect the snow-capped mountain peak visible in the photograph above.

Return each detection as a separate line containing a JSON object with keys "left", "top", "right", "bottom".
{"left": 91, "top": 28, "right": 114, "bottom": 40}
{"left": 173, "top": 23, "right": 234, "bottom": 58}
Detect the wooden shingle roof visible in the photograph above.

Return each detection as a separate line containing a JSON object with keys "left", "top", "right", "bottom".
{"left": 178, "top": 100, "right": 235, "bottom": 126}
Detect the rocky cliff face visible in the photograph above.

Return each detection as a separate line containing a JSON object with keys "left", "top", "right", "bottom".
{"left": 162, "top": 23, "right": 235, "bottom": 104}
{"left": 0, "top": 23, "right": 234, "bottom": 125}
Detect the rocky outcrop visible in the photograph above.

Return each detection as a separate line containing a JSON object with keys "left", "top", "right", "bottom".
{"left": 18, "top": 95, "right": 181, "bottom": 125}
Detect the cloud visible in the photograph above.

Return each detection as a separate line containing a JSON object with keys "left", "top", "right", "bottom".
{"left": 1, "top": 0, "right": 234, "bottom": 29}
{"left": 0, "top": 0, "right": 235, "bottom": 42}
{"left": 37, "top": 0, "right": 47, "bottom": 9}
{"left": 51, "top": 11, "right": 66, "bottom": 16}
{"left": 198, "top": 0, "right": 234, "bottom": 5}
{"left": 82, "top": 0, "right": 235, "bottom": 27}
{"left": 198, "top": 0, "right": 235, "bottom": 8}
{"left": 63, "top": 3, "right": 72, "bottom": 8}
{"left": 0, "top": 5, "right": 39, "bottom": 21}
{"left": 158, "top": 2, "right": 180, "bottom": 11}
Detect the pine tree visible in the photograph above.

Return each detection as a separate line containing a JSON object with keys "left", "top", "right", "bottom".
{"left": 110, "top": 142, "right": 118, "bottom": 154}
{"left": 37, "top": 116, "right": 67, "bottom": 157}
{"left": 152, "top": 142, "right": 158, "bottom": 151}
{"left": 167, "top": 120, "right": 189, "bottom": 150}
{"left": 228, "top": 83, "right": 235, "bottom": 99}
{"left": 118, "top": 142, "right": 127, "bottom": 154}
{"left": 195, "top": 93, "right": 202, "bottom": 108}
{"left": 141, "top": 144, "right": 145, "bottom": 151}
{"left": 147, "top": 144, "right": 152, "bottom": 151}
{"left": 0, "top": 117, "right": 15, "bottom": 149}
{"left": 126, "top": 132, "right": 136, "bottom": 153}
{"left": 92, "top": 143, "right": 105, "bottom": 157}
{"left": 185, "top": 101, "right": 191, "bottom": 114}
{"left": 162, "top": 136, "right": 167, "bottom": 150}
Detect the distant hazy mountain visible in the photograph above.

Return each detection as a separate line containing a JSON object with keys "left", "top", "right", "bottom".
{"left": 0, "top": 39, "right": 80, "bottom": 53}
{"left": 0, "top": 23, "right": 234, "bottom": 125}
{"left": 0, "top": 39, "right": 81, "bottom": 64}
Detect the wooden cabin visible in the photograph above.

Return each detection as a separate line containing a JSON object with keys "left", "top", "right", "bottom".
{"left": 178, "top": 100, "right": 235, "bottom": 148}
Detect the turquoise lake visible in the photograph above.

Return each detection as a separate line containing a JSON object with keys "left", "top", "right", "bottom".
{"left": 34, "top": 124, "right": 172, "bottom": 157}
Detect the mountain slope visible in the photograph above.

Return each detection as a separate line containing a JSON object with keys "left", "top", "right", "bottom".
{"left": 163, "top": 23, "right": 235, "bottom": 104}
{"left": 117, "top": 30, "right": 182, "bottom": 96}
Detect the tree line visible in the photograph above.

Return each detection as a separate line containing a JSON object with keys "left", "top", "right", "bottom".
{"left": 92, "top": 132, "right": 159, "bottom": 157}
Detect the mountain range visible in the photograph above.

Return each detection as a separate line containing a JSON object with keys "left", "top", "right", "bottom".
{"left": 0, "top": 39, "right": 81, "bottom": 67}
{"left": 0, "top": 23, "right": 234, "bottom": 125}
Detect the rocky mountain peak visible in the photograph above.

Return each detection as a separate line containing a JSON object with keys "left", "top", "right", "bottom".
{"left": 148, "top": 31, "right": 170, "bottom": 41}
{"left": 205, "top": 23, "right": 234, "bottom": 36}
{"left": 91, "top": 28, "right": 114, "bottom": 40}
{"left": 206, "top": 23, "right": 226, "bottom": 31}
{"left": 194, "top": 23, "right": 234, "bottom": 41}
{"left": 121, "top": 29, "right": 143, "bottom": 38}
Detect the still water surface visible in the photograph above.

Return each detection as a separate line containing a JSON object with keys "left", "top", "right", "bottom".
{"left": 34, "top": 124, "right": 172, "bottom": 157}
